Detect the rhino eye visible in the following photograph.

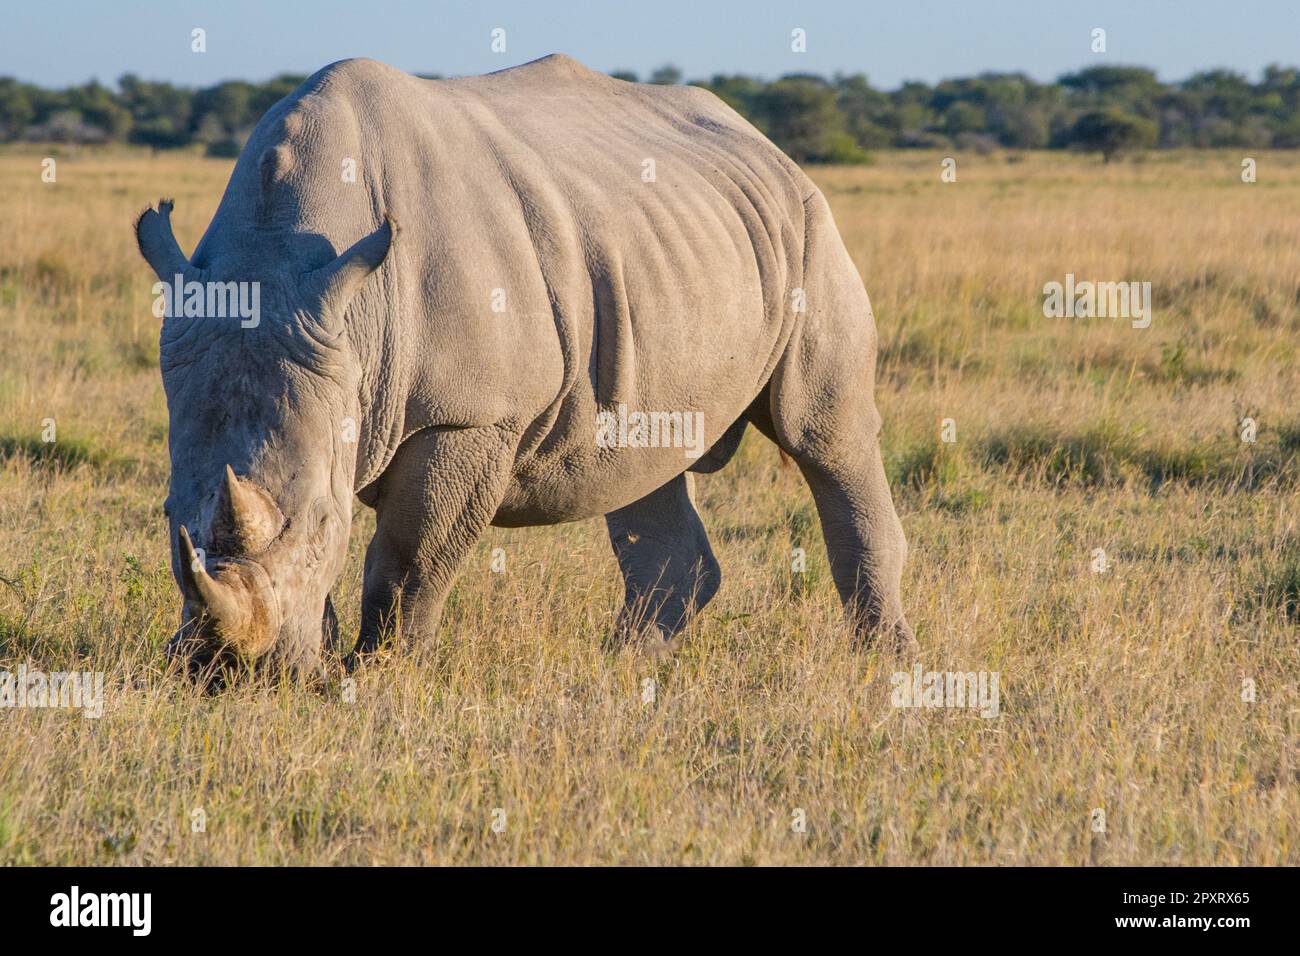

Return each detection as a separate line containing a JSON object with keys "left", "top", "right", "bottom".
{"left": 308, "top": 500, "right": 332, "bottom": 536}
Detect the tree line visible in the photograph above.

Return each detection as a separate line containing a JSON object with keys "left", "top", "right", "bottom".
{"left": 2, "top": 63, "right": 1298, "bottom": 163}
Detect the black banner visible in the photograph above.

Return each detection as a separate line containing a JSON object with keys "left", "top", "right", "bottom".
{"left": 0, "top": 866, "right": 1277, "bottom": 941}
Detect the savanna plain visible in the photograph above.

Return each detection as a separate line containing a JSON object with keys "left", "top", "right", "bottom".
{"left": 0, "top": 147, "right": 1296, "bottom": 864}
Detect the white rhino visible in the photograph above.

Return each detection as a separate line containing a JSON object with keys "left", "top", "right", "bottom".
{"left": 135, "top": 55, "right": 913, "bottom": 677}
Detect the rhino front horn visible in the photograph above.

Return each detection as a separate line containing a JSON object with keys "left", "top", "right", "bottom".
{"left": 211, "top": 464, "right": 284, "bottom": 554}
{"left": 179, "top": 524, "right": 247, "bottom": 630}
{"left": 178, "top": 525, "right": 280, "bottom": 657}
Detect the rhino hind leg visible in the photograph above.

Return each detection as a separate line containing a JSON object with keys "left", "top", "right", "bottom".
{"left": 605, "top": 471, "right": 721, "bottom": 645}
{"left": 792, "top": 426, "right": 916, "bottom": 652}
{"left": 346, "top": 425, "right": 516, "bottom": 669}
{"left": 750, "top": 376, "right": 915, "bottom": 653}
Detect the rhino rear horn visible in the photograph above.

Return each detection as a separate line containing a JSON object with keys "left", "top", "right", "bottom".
{"left": 300, "top": 214, "right": 396, "bottom": 313}
{"left": 135, "top": 199, "right": 196, "bottom": 284}
{"left": 211, "top": 465, "right": 284, "bottom": 554}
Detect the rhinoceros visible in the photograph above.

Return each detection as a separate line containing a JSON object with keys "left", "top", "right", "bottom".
{"left": 135, "top": 55, "right": 914, "bottom": 677}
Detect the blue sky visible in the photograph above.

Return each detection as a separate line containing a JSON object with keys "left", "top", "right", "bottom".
{"left": 2, "top": 0, "right": 1295, "bottom": 89}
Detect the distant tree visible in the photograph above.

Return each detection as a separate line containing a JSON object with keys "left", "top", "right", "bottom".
{"left": 66, "top": 81, "right": 131, "bottom": 139}
{"left": 844, "top": 113, "right": 893, "bottom": 149}
{"left": 1059, "top": 65, "right": 1161, "bottom": 100}
{"left": 0, "top": 78, "right": 36, "bottom": 140}
{"left": 989, "top": 104, "right": 1049, "bottom": 148}
{"left": 118, "top": 73, "right": 192, "bottom": 149}
{"left": 833, "top": 73, "right": 896, "bottom": 148}
{"left": 1065, "top": 109, "right": 1158, "bottom": 161}
{"left": 128, "top": 119, "right": 189, "bottom": 150}
{"left": 192, "top": 81, "right": 253, "bottom": 141}
{"left": 649, "top": 64, "right": 682, "bottom": 85}
{"left": 954, "top": 131, "right": 998, "bottom": 154}
{"left": 752, "top": 76, "right": 869, "bottom": 163}
{"left": 25, "top": 110, "right": 107, "bottom": 144}
{"left": 941, "top": 100, "right": 987, "bottom": 137}
{"left": 885, "top": 80, "right": 940, "bottom": 144}
{"left": 205, "top": 137, "right": 244, "bottom": 158}
{"left": 610, "top": 70, "right": 638, "bottom": 83}
{"left": 3, "top": 61, "right": 1300, "bottom": 156}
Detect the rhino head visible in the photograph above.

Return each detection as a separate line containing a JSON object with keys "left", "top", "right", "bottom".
{"left": 136, "top": 200, "right": 394, "bottom": 679}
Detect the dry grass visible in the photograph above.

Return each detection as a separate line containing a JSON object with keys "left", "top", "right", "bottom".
{"left": 0, "top": 146, "right": 1296, "bottom": 864}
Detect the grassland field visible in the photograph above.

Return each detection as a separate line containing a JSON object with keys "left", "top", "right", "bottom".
{"left": 0, "top": 146, "right": 1296, "bottom": 864}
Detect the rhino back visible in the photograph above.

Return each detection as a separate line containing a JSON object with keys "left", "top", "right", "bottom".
{"left": 202, "top": 56, "right": 821, "bottom": 519}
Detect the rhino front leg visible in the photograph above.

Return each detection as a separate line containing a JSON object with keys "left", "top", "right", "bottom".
{"left": 605, "top": 471, "right": 721, "bottom": 644}
{"left": 347, "top": 425, "right": 516, "bottom": 669}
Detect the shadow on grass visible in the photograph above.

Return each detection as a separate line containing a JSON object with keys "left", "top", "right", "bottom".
{"left": 978, "top": 420, "right": 1296, "bottom": 491}
{"left": 1240, "top": 535, "right": 1300, "bottom": 626}
{"left": 886, "top": 417, "right": 1300, "bottom": 498}
{"left": 0, "top": 434, "right": 103, "bottom": 471}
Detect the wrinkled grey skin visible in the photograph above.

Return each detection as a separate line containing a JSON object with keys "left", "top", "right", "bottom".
{"left": 136, "top": 55, "right": 914, "bottom": 679}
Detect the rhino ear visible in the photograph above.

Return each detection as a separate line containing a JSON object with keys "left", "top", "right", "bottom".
{"left": 135, "top": 199, "right": 194, "bottom": 283}
{"left": 301, "top": 214, "right": 396, "bottom": 314}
